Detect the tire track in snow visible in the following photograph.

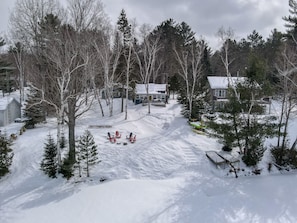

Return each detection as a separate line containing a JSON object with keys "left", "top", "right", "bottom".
{"left": 158, "top": 116, "right": 200, "bottom": 166}
{"left": 146, "top": 113, "right": 201, "bottom": 167}
{"left": 182, "top": 147, "right": 199, "bottom": 165}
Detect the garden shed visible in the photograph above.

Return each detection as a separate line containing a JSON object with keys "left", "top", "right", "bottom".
{"left": 0, "top": 97, "right": 21, "bottom": 126}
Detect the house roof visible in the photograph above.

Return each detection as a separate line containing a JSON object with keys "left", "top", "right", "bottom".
{"left": 207, "top": 76, "right": 246, "bottom": 89}
{"left": 136, "top": 84, "right": 167, "bottom": 94}
{"left": 0, "top": 97, "right": 20, "bottom": 110}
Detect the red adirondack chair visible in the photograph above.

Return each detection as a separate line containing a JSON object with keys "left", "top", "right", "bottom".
{"left": 115, "top": 131, "right": 121, "bottom": 138}
{"left": 130, "top": 135, "right": 136, "bottom": 143}
{"left": 107, "top": 132, "right": 116, "bottom": 143}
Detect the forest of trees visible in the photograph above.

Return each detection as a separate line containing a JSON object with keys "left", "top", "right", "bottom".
{"left": 0, "top": 0, "right": 297, "bottom": 178}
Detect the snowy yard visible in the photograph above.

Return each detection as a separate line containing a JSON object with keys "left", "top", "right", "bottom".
{"left": 1, "top": 97, "right": 297, "bottom": 223}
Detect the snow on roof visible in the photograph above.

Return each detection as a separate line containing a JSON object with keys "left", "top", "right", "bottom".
{"left": 136, "top": 84, "right": 167, "bottom": 94}
{"left": 0, "top": 97, "right": 15, "bottom": 110}
{"left": 207, "top": 76, "right": 246, "bottom": 89}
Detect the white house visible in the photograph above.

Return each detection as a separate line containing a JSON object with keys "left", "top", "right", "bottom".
{"left": 134, "top": 83, "right": 168, "bottom": 105}
{"left": 0, "top": 97, "right": 21, "bottom": 126}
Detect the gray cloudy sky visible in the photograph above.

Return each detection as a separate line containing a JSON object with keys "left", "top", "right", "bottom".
{"left": 0, "top": 0, "right": 289, "bottom": 49}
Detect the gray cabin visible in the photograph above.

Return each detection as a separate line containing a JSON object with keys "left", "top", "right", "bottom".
{"left": 0, "top": 97, "right": 21, "bottom": 126}
{"left": 207, "top": 76, "right": 246, "bottom": 111}
{"left": 134, "top": 84, "right": 168, "bottom": 105}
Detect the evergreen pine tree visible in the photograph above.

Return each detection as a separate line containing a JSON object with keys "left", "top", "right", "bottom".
{"left": 201, "top": 45, "right": 213, "bottom": 83}
{"left": 265, "top": 29, "right": 285, "bottom": 86}
{"left": 24, "top": 87, "right": 46, "bottom": 128}
{"left": 40, "top": 134, "right": 58, "bottom": 178}
{"left": 207, "top": 90, "right": 243, "bottom": 150}
{"left": 117, "top": 9, "right": 133, "bottom": 113}
{"left": 76, "top": 130, "right": 99, "bottom": 177}
{"left": 241, "top": 116, "right": 275, "bottom": 166}
{"left": 0, "top": 134, "right": 14, "bottom": 178}
{"left": 152, "top": 19, "right": 182, "bottom": 84}
{"left": 0, "top": 37, "right": 13, "bottom": 95}
{"left": 208, "top": 80, "right": 277, "bottom": 167}
{"left": 0, "top": 37, "right": 7, "bottom": 72}
{"left": 176, "top": 21, "right": 196, "bottom": 47}
{"left": 283, "top": 0, "right": 297, "bottom": 40}
{"left": 117, "top": 9, "right": 132, "bottom": 47}
{"left": 168, "top": 74, "right": 181, "bottom": 98}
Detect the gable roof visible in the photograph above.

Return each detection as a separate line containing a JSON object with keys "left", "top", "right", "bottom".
{"left": 135, "top": 84, "right": 167, "bottom": 94}
{"left": 0, "top": 97, "right": 20, "bottom": 110}
{"left": 207, "top": 76, "right": 246, "bottom": 89}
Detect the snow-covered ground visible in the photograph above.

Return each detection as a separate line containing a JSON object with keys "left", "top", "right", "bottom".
{"left": 1, "top": 96, "right": 297, "bottom": 223}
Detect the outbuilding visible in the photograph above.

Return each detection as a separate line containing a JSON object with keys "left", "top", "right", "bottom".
{"left": 0, "top": 97, "right": 21, "bottom": 126}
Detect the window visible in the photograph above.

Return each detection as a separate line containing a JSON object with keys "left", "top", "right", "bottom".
{"left": 214, "top": 89, "right": 226, "bottom": 98}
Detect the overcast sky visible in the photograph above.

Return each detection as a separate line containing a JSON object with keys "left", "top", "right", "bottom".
{"left": 0, "top": 0, "right": 289, "bottom": 49}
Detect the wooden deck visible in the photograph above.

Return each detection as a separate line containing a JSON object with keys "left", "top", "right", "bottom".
{"left": 206, "top": 151, "right": 226, "bottom": 165}
{"left": 206, "top": 151, "right": 240, "bottom": 167}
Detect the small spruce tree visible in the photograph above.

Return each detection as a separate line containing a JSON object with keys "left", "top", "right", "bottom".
{"left": 59, "top": 156, "right": 74, "bottom": 180}
{"left": 0, "top": 135, "right": 14, "bottom": 178}
{"left": 40, "top": 134, "right": 58, "bottom": 178}
{"left": 24, "top": 87, "right": 46, "bottom": 128}
{"left": 76, "top": 130, "right": 99, "bottom": 177}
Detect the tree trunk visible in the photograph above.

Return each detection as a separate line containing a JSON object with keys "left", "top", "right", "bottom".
{"left": 277, "top": 93, "right": 286, "bottom": 148}
{"left": 121, "top": 85, "right": 124, "bottom": 113}
{"left": 56, "top": 116, "right": 62, "bottom": 167}
{"left": 232, "top": 114, "right": 242, "bottom": 153}
{"left": 109, "top": 96, "right": 114, "bottom": 117}
{"left": 125, "top": 44, "right": 132, "bottom": 120}
{"left": 86, "top": 157, "right": 90, "bottom": 177}
{"left": 68, "top": 98, "right": 76, "bottom": 164}
{"left": 281, "top": 107, "right": 291, "bottom": 150}
{"left": 146, "top": 85, "right": 151, "bottom": 114}
{"left": 92, "top": 80, "right": 104, "bottom": 117}
{"left": 244, "top": 116, "right": 250, "bottom": 156}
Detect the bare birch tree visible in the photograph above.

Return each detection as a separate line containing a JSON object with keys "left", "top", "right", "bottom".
{"left": 9, "top": 0, "right": 62, "bottom": 48}
{"left": 61, "top": 0, "right": 112, "bottom": 164}
{"left": 124, "top": 42, "right": 133, "bottom": 120}
{"left": 67, "top": 0, "right": 108, "bottom": 32}
{"left": 134, "top": 24, "right": 162, "bottom": 114}
{"left": 34, "top": 24, "right": 89, "bottom": 165}
{"left": 81, "top": 36, "right": 105, "bottom": 117}
{"left": 275, "top": 43, "right": 297, "bottom": 151}
{"left": 216, "top": 27, "right": 240, "bottom": 95}
{"left": 9, "top": 0, "right": 110, "bottom": 171}
{"left": 216, "top": 27, "right": 235, "bottom": 75}
{"left": 174, "top": 40, "right": 204, "bottom": 119}
{"left": 9, "top": 0, "right": 63, "bottom": 105}
{"left": 67, "top": 0, "right": 110, "bottom": 120}
{"left": 93, "top": 28, "right": 122, "bottom": 117}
